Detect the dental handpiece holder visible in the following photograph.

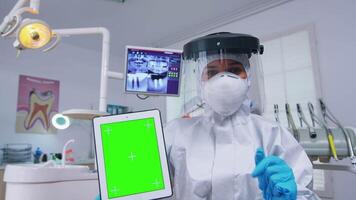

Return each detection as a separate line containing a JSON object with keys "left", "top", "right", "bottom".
{"left": 291, "top": 127, "right": 356, "bottom": 173}
{"left": 296, "top": 127, "right": 356, "bottom": 158}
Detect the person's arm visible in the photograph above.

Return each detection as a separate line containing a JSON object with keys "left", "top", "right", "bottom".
{"left": 159, "top": 120, "right": 180, "bottom": 200}
{"left": 265, "top": 125, "right": 320, "bottom": 200}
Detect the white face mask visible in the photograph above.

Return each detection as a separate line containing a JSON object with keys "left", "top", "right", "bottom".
{"left": 202, "top": 72, "right": 249, "bottom": 116}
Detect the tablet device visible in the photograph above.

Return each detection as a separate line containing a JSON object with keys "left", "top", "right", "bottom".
{"left": 93, "top": 109, "right": 172, "bottom": 200}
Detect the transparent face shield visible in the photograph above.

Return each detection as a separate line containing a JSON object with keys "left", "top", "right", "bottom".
{"left": 181, "top": 51, "right": 265, "bottom": 117}
{"left": 200, "top": 53, "right": 249, "bottom": 82}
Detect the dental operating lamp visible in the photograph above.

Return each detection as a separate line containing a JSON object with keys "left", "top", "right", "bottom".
{"left": 0, "top": 0, "right": 124, "bottom": 127}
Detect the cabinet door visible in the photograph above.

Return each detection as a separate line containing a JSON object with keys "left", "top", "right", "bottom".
{"left": 0, "top": 170, "right": 5, "bottom": 200}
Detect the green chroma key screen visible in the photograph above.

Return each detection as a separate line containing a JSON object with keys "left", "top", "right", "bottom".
{"left": 100, "top": 117, "right": 165, "bottom": 199}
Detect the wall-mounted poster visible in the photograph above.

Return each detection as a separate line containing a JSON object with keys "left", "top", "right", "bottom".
{"left": 16, "top": 75, "right": 60, "bottom": 134}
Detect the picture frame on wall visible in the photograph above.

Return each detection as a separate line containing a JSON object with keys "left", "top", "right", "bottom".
{"left": 15, "top": 75, "right": 60, "bottom": 134}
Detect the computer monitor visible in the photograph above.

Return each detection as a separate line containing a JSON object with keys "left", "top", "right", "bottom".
{"left": 125, "top": 46, "right": 182, "bottom": 96}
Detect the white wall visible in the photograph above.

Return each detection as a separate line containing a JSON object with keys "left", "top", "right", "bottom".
{"left": 0, "top": 37, "right": 166, "bottom": 161}
{"left": 167, "top": 0, "right": 356, "bottom": 126}
{"left": 165, "top": 0, "right": 356, "bottom": 199}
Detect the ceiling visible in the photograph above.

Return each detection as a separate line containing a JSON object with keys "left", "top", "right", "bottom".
{"left": 0, "top": 0, "right": 291, "bottom": 55}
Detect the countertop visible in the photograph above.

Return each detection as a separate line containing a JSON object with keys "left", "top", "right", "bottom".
{"left": 0, "top": 159, "right": 95, "bottom": 170}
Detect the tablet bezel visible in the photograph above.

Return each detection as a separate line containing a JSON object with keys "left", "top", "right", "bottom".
{"left": 93, "top": 109, "right": 172, "bottom": 200}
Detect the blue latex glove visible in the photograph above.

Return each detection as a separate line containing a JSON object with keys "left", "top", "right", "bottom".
{"left": 95, "top": 195, "right": 101, "bottom": 200}
{"left": 252, "top": 148, "right": 297, "bottom": 200}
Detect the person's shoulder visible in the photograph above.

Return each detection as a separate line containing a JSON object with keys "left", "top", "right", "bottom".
{"left": 249, "top": 114, "right": 296, "bottom": 140}
{"left": 165, "top": 116, "right": 202, "bottom": 131}
{"left": 163, "top": 116, "right": 203, "bottom": 145}
{"left": 248, "top": 113, "right": 279, "bottom": 128}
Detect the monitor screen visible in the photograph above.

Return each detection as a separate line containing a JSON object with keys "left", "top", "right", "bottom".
{"left": 125, "top": 46, "right": 182, "bottom": 96}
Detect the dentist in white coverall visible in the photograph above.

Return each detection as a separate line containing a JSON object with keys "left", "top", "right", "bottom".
{"left": 163, "top": 32, "right": 320, "bottom": 200}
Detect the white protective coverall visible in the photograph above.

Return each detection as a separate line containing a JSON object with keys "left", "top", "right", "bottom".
{"left": 164, "top": 101, "right": 320, "bottom": 200}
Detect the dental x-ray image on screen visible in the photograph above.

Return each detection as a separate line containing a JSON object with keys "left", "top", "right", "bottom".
{"left": 125, "top": 46, "right": 182, "bottom": 96}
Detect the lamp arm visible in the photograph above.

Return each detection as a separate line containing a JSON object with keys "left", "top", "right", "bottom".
{"left": 53, "top": 27, "right": 123, "bottom": 112}
{"left": 9, "top": 0, "right": 28, "bottom": 16}
{"left": 9, "top": 0, "right": 39, "bottom": 15}
{"left": 30, "top": 0, "right": 41, "bottom": 13}
{"left": 0, "top": 0, "right": 40, "bottom": 35}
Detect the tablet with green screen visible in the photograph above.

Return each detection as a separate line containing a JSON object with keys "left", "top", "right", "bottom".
{"left": 93, "top": 110, "right": 172, "bottom": 200}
